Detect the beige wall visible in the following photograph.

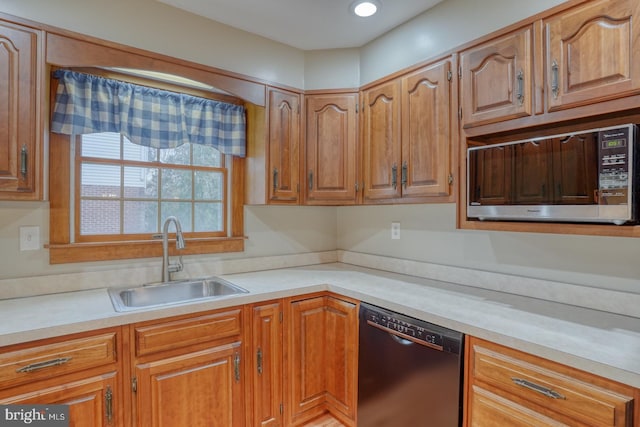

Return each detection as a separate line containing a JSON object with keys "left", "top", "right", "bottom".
{"left": 0, "top": 203, "right": 337, "bottom": 280}
{"left": 337, "top": 204, "right": 640, "bottom": 294}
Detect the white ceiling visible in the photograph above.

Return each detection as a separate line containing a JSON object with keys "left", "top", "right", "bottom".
{"left": 157, "top": 0, "right": 445, "bottom": 50}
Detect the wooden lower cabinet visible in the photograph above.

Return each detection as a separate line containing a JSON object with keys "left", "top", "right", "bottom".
{"left": 465, "top": 336, "right": 636, "bottom": 427}
{"left": 286, "top": 294, "right": 358, "bottom": 427}
{"left": 1, "top": 374, "right": 119, "bottom": 427}
{"left": 131, "top": 308, "right": 245, "bottom": 427}
{"left": 134, "top": 342, "right": 244, "bottom": 427}
{"left": 0, "top": 328, "right": 124, "bottom": 427}
{"left": 250, "top": 301, "right": 284, "bottom": 427}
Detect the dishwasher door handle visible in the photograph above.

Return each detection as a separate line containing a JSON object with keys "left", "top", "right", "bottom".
{"left": 390, "top": 333, "right": 414, "bottom": 346}
{"left": 366, "top": 320, "right": 444, "bottom": 351}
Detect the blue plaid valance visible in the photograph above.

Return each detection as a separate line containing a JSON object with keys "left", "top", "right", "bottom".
{"left": 51, "top": 69, "right": 247, "bottom": 157}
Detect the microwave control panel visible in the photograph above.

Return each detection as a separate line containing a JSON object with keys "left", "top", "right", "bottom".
{"left": 598, "top": 126, "right": 633, "bottom": 204}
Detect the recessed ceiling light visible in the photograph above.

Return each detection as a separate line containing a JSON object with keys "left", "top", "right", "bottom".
{"left": 351, "top": 1, "right": 380, "bottom": 18}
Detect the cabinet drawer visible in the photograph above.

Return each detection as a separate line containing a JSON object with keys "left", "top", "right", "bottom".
{"left": 471, "top": 344, "right": 633, "bottom": 426}
{"left": 0, "top": 333, "right": 117, "bottom": 390}
{"left": 135, "top": 309, "right": 242, "bottom": 357}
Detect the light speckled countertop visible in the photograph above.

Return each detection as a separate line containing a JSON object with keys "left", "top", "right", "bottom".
{"left": 1, "top": 262, "right": 639, "bottom": 388}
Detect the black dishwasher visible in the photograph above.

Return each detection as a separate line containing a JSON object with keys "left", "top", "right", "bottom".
{"left": 358, "top": 302, "right": 464, "bottom": 427}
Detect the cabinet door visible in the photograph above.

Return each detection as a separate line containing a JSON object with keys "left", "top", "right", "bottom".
{"left": 135, "top": 342, "right": 244, "bottom": 427}
{"left": 287, "top": 297, "right": 327, "bottom": 424}
{"left": 305, "top": 93, "right": 358, "bottom": 205}
{"left": 460, "top": 25, "right": 533, "bottom": 127}
{"left": 268, "top": 88, "right": 300, "bottom": 204}
{"left": 0, "top": 373, "right": 120, "bottom": 427}
{"left": 362, "top": 80, "right": 402, "bottom": 202}
{"left": 401, "top": 58, "right": 454, "bottom": 199}
{"left": 251, "top": 302, "right": 283, "bottom": 427}
{"left": 286, "top": 295, "right": 357, "bottom": 426}
{"left": 545, "top": 0, "right": 640, "bottom": 111}
{"left": 512, "top": 140, "right": 553, "bottom": 205}
{"left": 323, "top": 296, "right": 357, "bottom": 422}
{"left": 551, "top": 133, "right": 598, "bottom": 204}
{"left": 0, "top": 20, "right": 41, "bottom": 199}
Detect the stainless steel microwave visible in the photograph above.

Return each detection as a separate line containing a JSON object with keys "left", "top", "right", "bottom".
{"left": 467, "top": 124, "right": 639, "bottom": 225}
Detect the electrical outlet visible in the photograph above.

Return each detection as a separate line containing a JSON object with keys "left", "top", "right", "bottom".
{"left": 391, "top": 222, "right": 400, "bottom": 240}
{"left": 20, "top": 226, "right": 40, "bottom": 251}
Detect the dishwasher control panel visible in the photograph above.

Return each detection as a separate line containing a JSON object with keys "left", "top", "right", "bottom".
{"left": 364, "top": 309, "right": 443, "bottom": 348}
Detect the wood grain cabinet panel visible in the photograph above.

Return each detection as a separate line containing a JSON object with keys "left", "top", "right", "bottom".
{"left": 0, "top": 19, "right": 42, "bottom": 200}
{"left": 545, "top": 0, "right": 640, "bottom": 111}
{"left": 1, "top": 374, "right": 120, "bottom": 427}
{"left": 135, "top": 343, "right": 244, "bottom": 427}
{"left": 401, "top": 58, "right": 455, "bottom": 199}
{"left": 286, "top": 294, "right": 358, "bottom": 427}
{"left": 251, "top": 301, "right": 284, "bottom": 427}
{"left": 460, "top": 25, "right": 533, "bottom": 128}
{"left": 362, "top": 80, "right": 402, "bottom": 202}
{"left": 362, "top": 55, "right": 456, "bottom": 204}
{"left": 466, "top": 337, "right": 635, "bottom": 427}
{"left": 0, "top": 329, "right": 123, "bottom": 427}
{"left": 132, "top": 307, "right": 246, "bottom": 427}
{"left": 305, "top": 93, "right": 358, "bottom": 205}
{"left": 268, "top": 87, "right": 301, "bottom": 204}
{"left": 245, "top": 87, "right": 301, "bottom": 205}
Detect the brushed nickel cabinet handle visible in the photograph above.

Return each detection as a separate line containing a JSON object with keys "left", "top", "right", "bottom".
{"left": 401, "top": 161, "right": 408, "bottom": 188}
{"left": 391, "top": 164, "right": 398, "bottom": 190}
{"left": 257, "top": 347, "right": 263, "bottom": 375}
{"left": 308, "top": 170, "right": 313, "bottom": 191}
{"left": 512, "top": 377, "right": 565, "bottom": 399}
{"left": 273, "top": 168, "right": 279, "bottom": 191}
{"left": 551, "top": 60, "right": 559, "bottom": 99}
{"left": 20, "top": 145, "right": 28, "bottom": 178}
{"left": 16, "top": 357, "right": 72, "bottom": 373}
{"left": 516, "top": 69, "right": 524, "bottom": 105}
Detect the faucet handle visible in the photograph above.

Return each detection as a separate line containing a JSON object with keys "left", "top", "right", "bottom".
{"left": 168, "top": 256, "right": 184, "bottom": 274}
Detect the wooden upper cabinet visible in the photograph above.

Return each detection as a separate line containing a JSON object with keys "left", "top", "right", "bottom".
{"left": 460, "top": 25, "right": 533, "bottom": 128}
{"left": 401, "top": 57, "right": 455, "bottom": 199}
{"left": 545, "top": 0, "right": 640, "bottom": 111}
{"left": 0, "top": 20, "right": 42, "bottom": 200}
{"left": 362, "top": 80, "right": 402, "bottom": 202}
{"left": 268, "top": 87, "right": 300, "bottom": 204}
{"left": 305, "top": 93, "right": 358, "bottom": 205}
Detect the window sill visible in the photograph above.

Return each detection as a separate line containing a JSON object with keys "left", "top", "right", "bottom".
{"left": 47, "top": 237, "right": 245, "bottom": 264}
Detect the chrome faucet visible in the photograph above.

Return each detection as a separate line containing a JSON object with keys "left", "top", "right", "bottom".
{"left": 161, "top": 216, "right": 185, "bottom": 282}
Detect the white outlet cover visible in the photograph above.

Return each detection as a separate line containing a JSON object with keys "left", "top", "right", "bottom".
{"left": 391, "top": 222, "right": 400, "bottom": 240}
{"left": 20, "top": 226, "right": 40, "bottom": 251}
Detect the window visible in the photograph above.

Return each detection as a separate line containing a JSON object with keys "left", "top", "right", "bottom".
{"left": 76, "top": 132, "right": 226, "bottom": 239}
{"left": 48, "top": 69, "right": 246, "bottom": 264}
